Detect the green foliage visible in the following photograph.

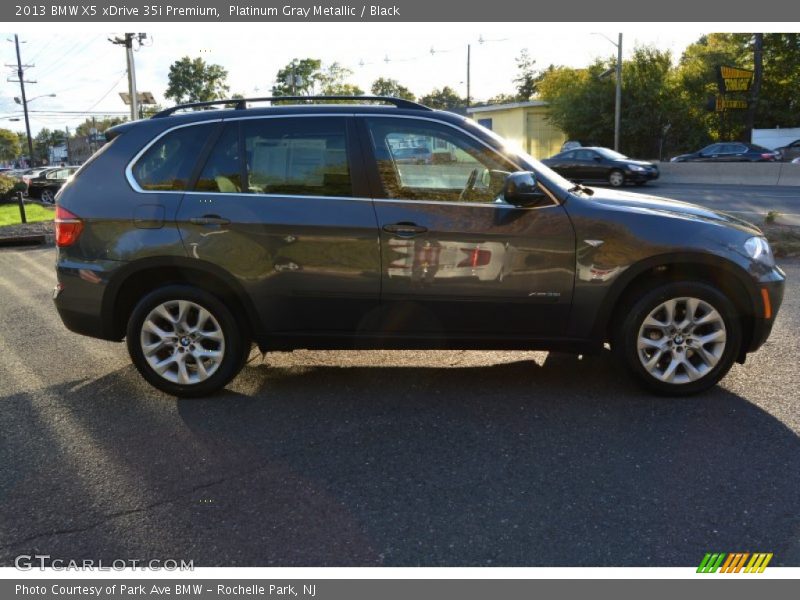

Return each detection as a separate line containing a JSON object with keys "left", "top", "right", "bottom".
{"left": 272, "top": 58, "right": 322, "bottom": 96}
{"left": 0, "top": 174, "right": 16, "bottom": 197}
{"left": 370, "top": 77, "right": 416, "bottom": 101}
{"left": 271, "top": 59, "right": 363, "bottom": 99}
{"left": 75, "top": 116, "right": 127, "bottom": 136}
{"left": 0, "top": 129, "right": 21, "bottom": 162}
{"left": 165, "top": 56, "right": 230, "bottom": 104}
{"left": 514, "top": 49, "right": 540, "bottom": 100}
{"left": 419, "top": 87, "right": 466, "bottom": 110}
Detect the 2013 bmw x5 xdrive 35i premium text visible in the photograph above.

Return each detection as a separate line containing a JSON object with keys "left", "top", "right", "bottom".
{"left": 52, "top": 96, "right": 785, "bottom": 397}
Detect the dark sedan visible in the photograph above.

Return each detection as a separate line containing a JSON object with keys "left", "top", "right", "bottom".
{"left": 541, "top": 147, "right": 659, "bottom": 187}
{"left": 774, "top": 139, "right": 800, "bottom": 162}
{"left": 671, "top": 142, "right": 779, "bottom": 163}
{"left": 27, "top": 166, "right": 79, "bottom": 203}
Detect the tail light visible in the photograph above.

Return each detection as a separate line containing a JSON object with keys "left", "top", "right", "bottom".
{"left": 55, "top": 206, "right": 83, "bottom": 247}
{"left": 761, "top": 153, "right": 776, "bottom": 160}
{"left": 458, "top": 247, "right": 492, "bottom": 268}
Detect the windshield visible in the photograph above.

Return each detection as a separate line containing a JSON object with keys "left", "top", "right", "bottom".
{"left": 594, "top": 147, "right": 629, "bottom": 160}
{"left": 462, "top": 118, "right": 576, "bottom": 191}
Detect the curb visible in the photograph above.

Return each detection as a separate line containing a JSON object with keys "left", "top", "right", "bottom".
{"left": 0, "top": 234, "right": 50, "bottom": 247}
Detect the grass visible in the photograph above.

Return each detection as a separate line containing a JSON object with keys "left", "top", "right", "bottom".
{"left": 0, "top": 202, "right": 55, "bottom": 227}
{"left": 763, "top": 223, "right": 800, "bottom": 258}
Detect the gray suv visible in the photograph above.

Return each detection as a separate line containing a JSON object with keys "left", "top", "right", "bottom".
{"left": 53, "top": 96, "right": 785, "bottom": 397}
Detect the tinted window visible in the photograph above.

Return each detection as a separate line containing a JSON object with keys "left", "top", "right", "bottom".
{"left": 195, "top": 124, "right": 242, "bottom": 193}
{"left": 559, "top": 151, "right": 576, "bottom": 160}
{"left": 365, "top": 117, "right": 515, "bottom": 203}
{"left": 574, "top": 149, "right": 596, "bottom": 160}
{"left": 243, "top": 117, "right": 351, "bottom": 197}
{"left": 701, "top": 144, "right": 721, "bottom": 154}
{"left": 132, "top": 123, "right": 216, "bottom": 191}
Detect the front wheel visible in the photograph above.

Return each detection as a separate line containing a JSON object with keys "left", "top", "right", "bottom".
{"left": 613, "top": 281, "right": 742, "bottom": 395}
{"left": 608, "top": 169, "right": 625, "bottom": 187}
{"left": 126, "top": 285, "right": 248, "bottom": 397}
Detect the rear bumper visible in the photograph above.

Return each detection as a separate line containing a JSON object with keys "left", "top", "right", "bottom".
{"left": 53, "top": 259, "right": 121, "bottom": 341}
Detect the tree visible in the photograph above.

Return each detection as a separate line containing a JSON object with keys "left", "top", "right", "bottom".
{"left": 514, "top": 49, "right": 541, "bottom": 100}
{"left": 419, "top": 87, "right": 466, "bottom": 110}
{"left": 272, "top": 58, "right": 323, "bottom": 96}
{"left": 165, "top": 56, "right": 230, "bottom": 104}
{"left": 0, "top": 128, "right": 21, "bottom": 162}
{"left": 370, "top": 77, "right": 415, "bottom": 100}
{"left": 485, "top": 93, "right": 519, "bottom": 105}
{"left": 31, "top": 128, "right": 66, "bottom": 164}
{"left": 318, "top": 63, "right": 363, "bottom": 96}
{"left": 75, "top": 116, "right": 127, "bottom": 137}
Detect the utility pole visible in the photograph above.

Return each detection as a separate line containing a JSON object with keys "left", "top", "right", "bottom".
{"left": 7, "top": 34, "right": 36, "bottom": 167}
{"left": 746, "top": 33, "right": 763, "bottom": 143}
{"left": 466, "top": 44, "right": 471, "bottom": 108}
{"left": 110, "top": 33, "right": 144, "bottom": 120}
{"left": 614, "top": 33, "right": 623, "bottom": 152}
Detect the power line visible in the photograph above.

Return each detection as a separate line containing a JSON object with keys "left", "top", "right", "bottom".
{"left": 85, "top": 70, "right": 128, "bottom": 112}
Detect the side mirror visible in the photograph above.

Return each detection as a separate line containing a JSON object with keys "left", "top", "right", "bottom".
{"left": 502, "top": 171, "right": 547, "bottom": 207}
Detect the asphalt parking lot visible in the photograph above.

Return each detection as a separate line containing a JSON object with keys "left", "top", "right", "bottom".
{"left": 0, "top": 247, "right": 798, "bottom": 567}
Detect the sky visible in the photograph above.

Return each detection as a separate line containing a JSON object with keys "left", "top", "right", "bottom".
{"left": 0, "top": 23, "right": 770, "bottom": 136}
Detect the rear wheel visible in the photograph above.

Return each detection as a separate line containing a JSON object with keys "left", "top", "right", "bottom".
{"left": 41, "top": 189, "right": 54, "bottom": 204}
{"left": 613, "top": 281, "right": 741, "bottom": 395}
{"left": 126, "top": 285, "right": 248, "bottom": 397}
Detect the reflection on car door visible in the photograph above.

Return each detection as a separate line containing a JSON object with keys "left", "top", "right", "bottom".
{"left": 360, "top": 115, "right": 576, "bottom": 338}
{"left": 176, "top": 116, "right": 381, "bottom": 334}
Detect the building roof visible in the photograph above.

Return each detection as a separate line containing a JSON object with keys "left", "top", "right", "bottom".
{"left": 467, "top": 100, "right": 550, "bottom": 114}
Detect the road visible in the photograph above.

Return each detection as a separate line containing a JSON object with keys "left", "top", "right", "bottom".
{"left": 623, "top": 181, "right": 800, "bottom": 225}
{"left": 0, "top": 246, "right": 798, "bottom": 568}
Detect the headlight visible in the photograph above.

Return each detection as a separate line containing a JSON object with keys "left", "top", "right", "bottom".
{"left": 628, "top": 165, "right": 646, "bottom": 172}
{"left": 744, "top": 236, "right": 775, "bottom": 266}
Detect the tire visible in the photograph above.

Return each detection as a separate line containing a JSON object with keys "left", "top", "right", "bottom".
{"left": 126, "top": 285, "right": 248, "bottom": 397}
{"left": 608, "top": 169, "right": 625, "bottom": 187}
{"left": 612, "top": 281, "right": 742, "bottom": 396}
{"left": 41, "top": 189, "right": 54, "bottom": 204}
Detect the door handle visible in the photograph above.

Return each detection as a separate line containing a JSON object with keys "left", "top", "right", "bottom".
{"left": 190, "top": 215, "right": 230, "bottom": 226}
{"left": 383, "top": 222, "right": 428, "bottom": 237}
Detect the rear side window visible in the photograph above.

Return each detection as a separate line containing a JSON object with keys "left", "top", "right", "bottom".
{"left": 132, "top": 123, "right": 216, "bottom": 191}
{"left": 195, "top": 123, "right": 242, "bottom": 193}
{"left": 242, "top": 117, "right": 351, "bottom": 197}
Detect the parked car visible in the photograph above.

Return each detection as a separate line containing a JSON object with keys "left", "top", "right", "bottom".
{"left": 392, "top": 145, "right": 433, "bottom": 164}
{"left": 53, "top": 95, "right": 785, "bottom": 397}
{"left": 671, "top": 142, "right": 780, "bottom": 162}
{"left": 541, "top": 147, "right": 659, "bottom": 187}
{"left": 774, "top": 139, "right": 800, "bottom": 162}
{"left": 792, "top": 156, "right": 800, "bottom": 164}
{"left": 28, "top": 166, "right": 79, "bottom": 203}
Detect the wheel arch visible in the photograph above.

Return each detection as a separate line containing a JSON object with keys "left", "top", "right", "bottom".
{"left": 102, "top": 256, "right": 262, "bottom": 341}
{"left": 595, "top": 252, "right": 759, "bottom": 359}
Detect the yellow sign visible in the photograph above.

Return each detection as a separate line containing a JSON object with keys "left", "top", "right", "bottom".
{"left": 718, "top": 65, "right": 753, "bottom": 93}
{"left": 716, "top": 96, "right": 748, "bottom": 111}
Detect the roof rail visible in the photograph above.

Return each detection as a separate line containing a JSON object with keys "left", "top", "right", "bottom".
{"left": 151, "top": 95, "right": 431, "bottom": 118}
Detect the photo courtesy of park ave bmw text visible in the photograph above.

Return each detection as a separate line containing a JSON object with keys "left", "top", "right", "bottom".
{"left": 0, "top": 0, "right": 799, "bottom": 597}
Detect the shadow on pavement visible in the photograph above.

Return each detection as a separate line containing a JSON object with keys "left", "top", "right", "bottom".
{"left": 1, "top": 350, "right": 798, "bottom": 566}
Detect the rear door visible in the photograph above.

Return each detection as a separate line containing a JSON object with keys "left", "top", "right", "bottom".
{"left": 359, "top": 115, "right": 575, "bottom": 338}
{"left": 175, "top": 115, "right": 381, "bottom": 334}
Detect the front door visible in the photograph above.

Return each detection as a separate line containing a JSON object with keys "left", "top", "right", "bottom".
{"left": 359, "top": 116, "right": 575, "bottom": 339}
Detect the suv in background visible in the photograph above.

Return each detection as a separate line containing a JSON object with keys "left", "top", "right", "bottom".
{"left": 53, "top": 96, "right": 785, "bottom": 397}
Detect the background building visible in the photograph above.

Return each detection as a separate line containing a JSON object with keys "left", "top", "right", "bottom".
{"left": 467, "top": 101, "right": 566, "bottom": 160}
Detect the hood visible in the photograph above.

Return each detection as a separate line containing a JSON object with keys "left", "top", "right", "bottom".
{"left": 585, "top": 188, "right": 762, "bottom": 235}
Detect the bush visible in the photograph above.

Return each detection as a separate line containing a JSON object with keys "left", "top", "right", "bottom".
{"left": 0, "top": 174, "right": 26, "bottom": 202}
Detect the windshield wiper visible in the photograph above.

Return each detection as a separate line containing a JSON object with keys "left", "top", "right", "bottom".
{"left": 568, "top": 183, "right": 594, "bottom": 196}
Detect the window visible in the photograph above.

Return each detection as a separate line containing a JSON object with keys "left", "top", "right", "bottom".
{"left": 132, "top": 123, "right": 216, "bottom": 191}
{"left": 477, "top": 118, "right": 493, "bottom": 130}
{"left": 195, "top": 124, "right": 242, "bottom": 193}
{"left": 701, "top": 144, "right": 721, "bottom": 154}
{"left": 242, "top": 117, "right": 351, "bottom": 197}
{"left": 365, "top": 117, "right": 515, "bottom": 203}
{"left": 574, "top": 149, "right": 596, "bottom": 161}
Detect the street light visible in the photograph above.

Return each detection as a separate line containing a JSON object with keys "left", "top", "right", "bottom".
{"left": 592, "top": 33, "right": 623, "bottom": 152}
{"left": 14, "top": 93, "right": 56, "bottom": 104}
